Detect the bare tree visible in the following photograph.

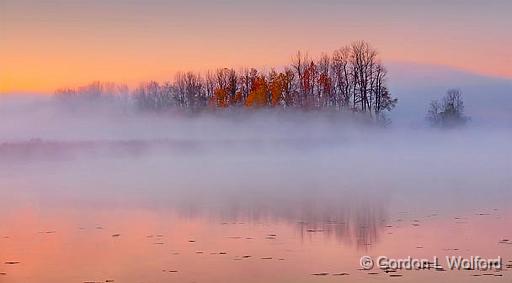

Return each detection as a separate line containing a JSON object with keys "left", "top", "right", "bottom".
{"left": 331, "top": 47, "right": 352, "bottom": 109}
{"left": 427, "top": 89, "right": 468, "bottom": 127}
{"left": 175, "top": 72, "right": 205, "bottom": 111}
{"left": 291, "top": 51, "right": 310, "bottom": 107}
{"left": 134, "top": 81, "right": 174, "bottom": 111}
{"left": 54, "top": 42, "right": 397, "bottom": 121}
{"left": 350, "top": 41, "right": 378, "bottom": 113}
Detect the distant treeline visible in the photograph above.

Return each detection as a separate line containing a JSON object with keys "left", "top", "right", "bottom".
{"left": 55, "top": 41, "right": 397, "bottom": 119}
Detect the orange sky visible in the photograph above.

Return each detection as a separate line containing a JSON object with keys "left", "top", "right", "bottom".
{"left": 1, "top": 0, "right": 511, "bottom": 94}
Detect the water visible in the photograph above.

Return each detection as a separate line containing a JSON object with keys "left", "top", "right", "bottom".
{"left": 1, "top": 115, "right": 511, "bottom": 282}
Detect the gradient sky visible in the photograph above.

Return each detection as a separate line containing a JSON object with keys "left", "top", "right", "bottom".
{"left": 1, "top": 0, "right": 511, "bottom": 93}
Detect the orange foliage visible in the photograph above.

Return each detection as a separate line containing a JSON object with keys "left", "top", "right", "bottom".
{"left": 269, "top": 71, "right": 287, "bottom": 107}
{"left": 212, "top": 88, "right": 229, "bottom": 108}
{"left": 245, "top": 76, "right": 269, "bottom": 107}
{"left": 232, "top": 91, "right": 243, "bottom": 105}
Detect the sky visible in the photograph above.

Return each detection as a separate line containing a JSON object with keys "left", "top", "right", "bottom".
{"left": 1, "top": 0, "right": 511, "bottom": 94}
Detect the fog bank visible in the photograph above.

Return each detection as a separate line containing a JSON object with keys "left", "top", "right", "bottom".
{"left": 0, "top": 95, "right": 510, "bottom": 224}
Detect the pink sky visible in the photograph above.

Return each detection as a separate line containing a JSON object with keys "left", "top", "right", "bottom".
{"left": 1, "top": 0, "right": 511, "bottom": 93}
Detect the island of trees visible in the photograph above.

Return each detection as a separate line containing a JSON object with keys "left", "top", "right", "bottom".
{"left": 426, "top": 89, "right": 469, "bottom": 128}
{"left": 55, "top": 41, "right": 397, "bottom": 121}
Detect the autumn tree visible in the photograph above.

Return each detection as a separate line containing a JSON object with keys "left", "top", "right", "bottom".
{"left": 246, "top": 75, "right": 269, "bottom": 108}
{"left": 54, "top": 41, "right": 397, "bottom": 119}
{"left": 268, "top": 70, "right": 284, "bottom": 107}
{"left": 317, "top": 54, "right": 333, "bottom": 108}
{"left": 210, "top": 68, "right": 238, "bottom": 108}
{"left": 239, "top": 68, "right": 258, "bottom": 104}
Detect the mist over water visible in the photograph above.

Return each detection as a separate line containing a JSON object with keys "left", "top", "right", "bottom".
{"left": 387, "top": 63, "right": 512, "bottom": 127}
{"left": 1, "top": 95, "right": 511, "bottom": 282}
{"left": 1, "top": 95, "right": 511, "bottom": 206}
{"left": 2, "top": 0, "right": 512, "bottom": 278}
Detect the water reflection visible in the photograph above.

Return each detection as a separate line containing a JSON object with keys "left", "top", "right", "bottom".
{"left": 0, "top": 126, "right": 511, "bottom": 282}
{"left": 169, "top": 190, "right": 388, "bottom": 250}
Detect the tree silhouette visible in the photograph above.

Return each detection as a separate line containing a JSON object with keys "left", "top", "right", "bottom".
{"left": 427, "top": 89, "right": 469, "bottom": 128}
{"left": 54, "top": 41, "right": 397, "bottom": 121}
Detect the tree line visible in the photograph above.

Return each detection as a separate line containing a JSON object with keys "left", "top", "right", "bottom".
{"left": 55, "top": 41, "right": 397, "bottom": 119}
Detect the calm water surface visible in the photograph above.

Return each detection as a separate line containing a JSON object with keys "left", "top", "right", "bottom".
{"left": 1, "top": 136, "right": 511, "bottom": 283}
